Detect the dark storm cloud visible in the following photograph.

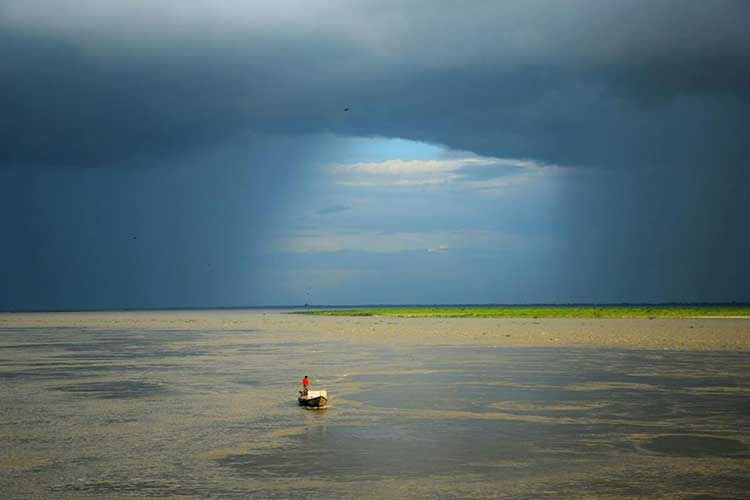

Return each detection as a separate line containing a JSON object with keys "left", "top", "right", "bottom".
{"left": 2, "top": 0, "right": 749, "bottom": 307}
{"left": 2, "top": 0, "right": 749, "bottom": 168}
{"left": 559, "top": 166, "right": 750, "bottom": 303}
{"left": 0, "top": 134, "right": 333, "bottom": 309}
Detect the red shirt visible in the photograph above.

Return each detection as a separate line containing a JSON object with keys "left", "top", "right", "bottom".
{"left": 302, "top": 378, "right": 309, "bottom": 387}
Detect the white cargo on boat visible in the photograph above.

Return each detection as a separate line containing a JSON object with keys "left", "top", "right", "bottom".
{"left": 298, "top": 389, "right": 328, "bottom": 408}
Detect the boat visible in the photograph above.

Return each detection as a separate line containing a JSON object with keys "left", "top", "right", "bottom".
{"left": 298, "top": 389, "right": 328, "bottom": 408}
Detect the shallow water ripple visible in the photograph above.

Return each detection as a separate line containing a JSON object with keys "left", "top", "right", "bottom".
{"left": 1, "top": 323, "right": 749, "bottom": 499}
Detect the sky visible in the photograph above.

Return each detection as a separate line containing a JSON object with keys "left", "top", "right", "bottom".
{"left": 1, "top": 0, "right": 749, "bottom": 309}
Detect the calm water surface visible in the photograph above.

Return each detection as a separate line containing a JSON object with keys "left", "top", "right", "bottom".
{"left": 2, "top": 322, "right": 749, "bottom": 499}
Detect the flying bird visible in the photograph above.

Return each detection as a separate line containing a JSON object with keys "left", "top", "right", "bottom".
{"left": 344, "top": 107, "right": 350, "bottom": 112}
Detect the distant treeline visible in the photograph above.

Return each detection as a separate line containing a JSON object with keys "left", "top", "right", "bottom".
{"left": 298, "top": 306, "right": 750, "bottom": 318}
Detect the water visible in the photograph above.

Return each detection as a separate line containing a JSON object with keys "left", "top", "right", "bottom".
{"left": 2, "top": 320, "right": 749, "bottom": 499}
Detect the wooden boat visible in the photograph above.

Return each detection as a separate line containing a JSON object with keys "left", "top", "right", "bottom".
{"left": 298, "top": 389, "right": 328, "bottom": 408}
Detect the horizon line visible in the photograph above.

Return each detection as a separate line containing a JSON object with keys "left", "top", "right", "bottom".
{"left": 2, "top": 302, "right": 750, "bottom": 314}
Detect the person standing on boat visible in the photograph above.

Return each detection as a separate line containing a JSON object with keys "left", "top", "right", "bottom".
{"left": 301, "top": 375, "right": 309, "bottom": 396}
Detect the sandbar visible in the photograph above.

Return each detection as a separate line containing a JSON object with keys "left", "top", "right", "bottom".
{"left": 2, "top": 310, "right": 749, "bottom": 351}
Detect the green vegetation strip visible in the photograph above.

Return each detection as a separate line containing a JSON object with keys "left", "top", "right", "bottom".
{"left": 299, "top": 307, "right": 750, "bottom": 319}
